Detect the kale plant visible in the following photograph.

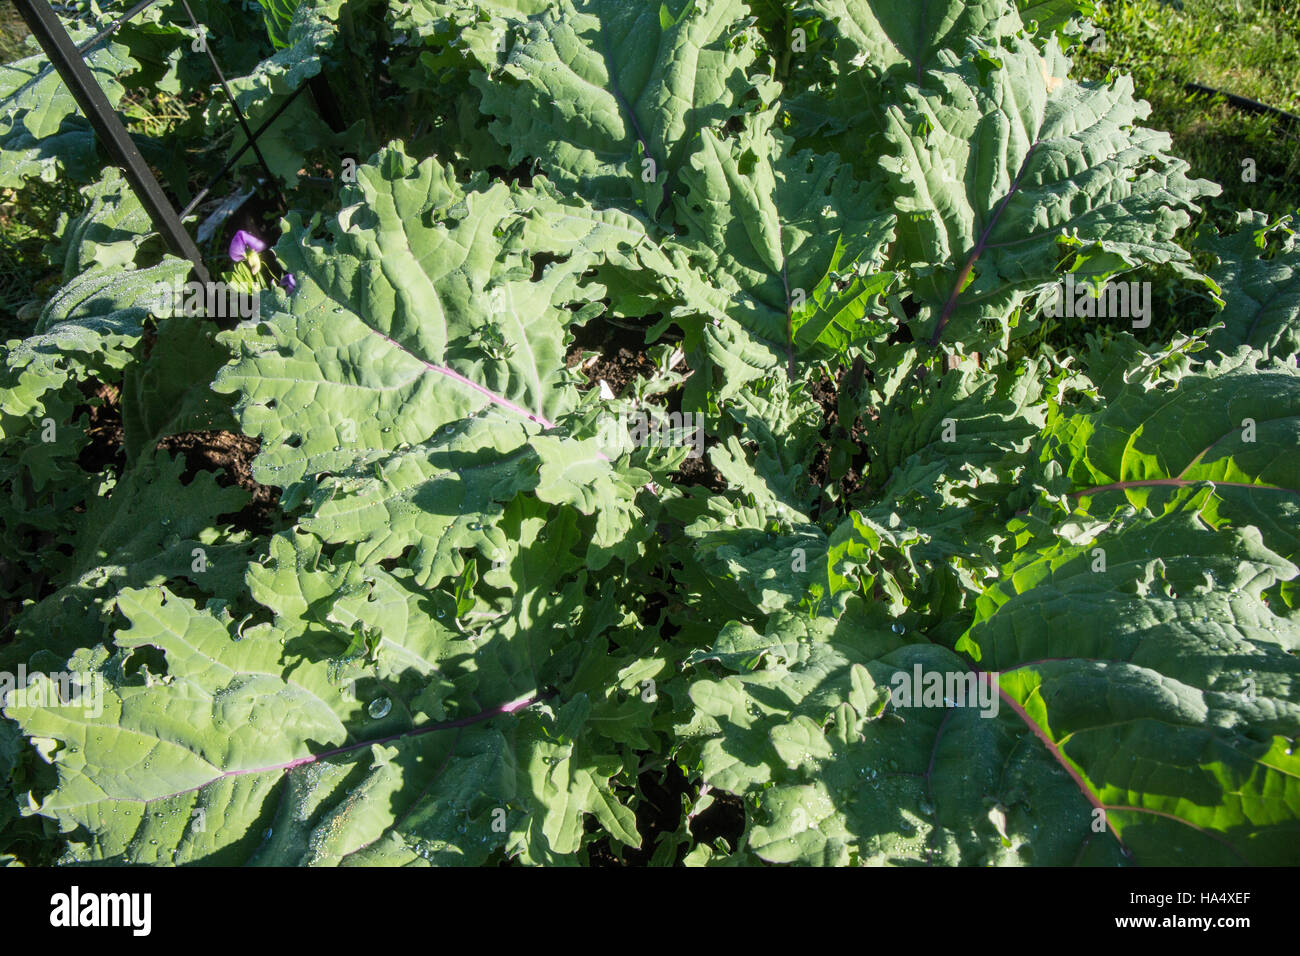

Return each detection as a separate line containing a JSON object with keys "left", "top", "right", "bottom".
{"left": 0, "top": 0, "right": 1296, "bottom": 866}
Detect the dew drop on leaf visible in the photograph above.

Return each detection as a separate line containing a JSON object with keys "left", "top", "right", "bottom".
{"left": 369, "top": 696, "right": 392, "bottom": 719}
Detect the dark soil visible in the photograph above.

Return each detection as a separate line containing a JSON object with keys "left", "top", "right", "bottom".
{"left": 76, "top": 380, "right": 125, "bottom": 477}
{"left": 690, "top": 789, "right": 747, "bottom": 854}
{"left": 65, "top": 378, "right": 279, "bottom": 537}
{"left": 566, "top": 317, "right": 659, "bottom": 397}
{"left": 156, "top": 429, "right": 280, "bottom": 535}
{"left": 566, "top": 316, "right": 727, "bottom": 491}
{"left": 587, "top": 762, "right": 748, "bottom": 866}
{"left": 808, "top": 367, "right": 843, "bottom": 424}
{"left": 669, "top": 453, "right": 727, "bottom": 492}
{"left": 806, "top": 361, "right": 873, "bottom": 507}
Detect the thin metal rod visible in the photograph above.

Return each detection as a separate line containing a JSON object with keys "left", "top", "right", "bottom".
{"left": 11, "top": 0, "right": 209, "bottom": 283}
{"left": 179, "top": 80, "right": 310, "bottom": 220}
{"left": 74, "top": 0, "right": 160, "bottom": 54}
{"left": 176, "top": 0, "right": 288, "bottom": 212}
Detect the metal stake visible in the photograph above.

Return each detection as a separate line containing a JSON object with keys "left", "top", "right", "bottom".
{"left": 11, "top": 0, "right": 210, "bottom": 283}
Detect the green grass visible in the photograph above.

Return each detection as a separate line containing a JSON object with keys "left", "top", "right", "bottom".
{"left": 0, "top": 5, "right": 31, "bottom": 64}
{"left": 0, "top": 10, "right": 129, "bottom": 334}
{"left": 1074, "top": 0, "right": 1300, "bottom": 238}
{"left": 0, "top": 7, "right": 56, "bottom": 335}
{"left": 0, "top": 178, "right": 82, "bottom": 336}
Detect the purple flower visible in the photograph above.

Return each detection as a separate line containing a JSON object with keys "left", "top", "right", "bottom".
{"left": 280, "top": 273, "right": 297, "bottom": 293}
{"left": 228, "top": 229, "right": 267, "bottom": 262}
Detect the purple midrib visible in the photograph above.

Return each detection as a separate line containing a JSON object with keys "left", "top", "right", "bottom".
{"left": 366, "top": 326, "right": 617, "bottom": 465}
{"left": 971, "top": 668, "right": 1251, "bottom": 863}
{"left": 367, "top": 326, "right": 556, "bottom": 430}
{"left": 106, "top": 693, "right": 546, "bottom": 806}
{"left": 929, "top": 141, "right": 1040, "bottom": 347}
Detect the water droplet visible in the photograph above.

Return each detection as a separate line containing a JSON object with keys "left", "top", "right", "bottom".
{"left": 368, "top": 696, "right": 392, "bottom": 719}
{"left": 891, "top": 623, "right": 905, "bottom": 634}
{"left": 436, "top": 609, "right": 445, "bottom": 619}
